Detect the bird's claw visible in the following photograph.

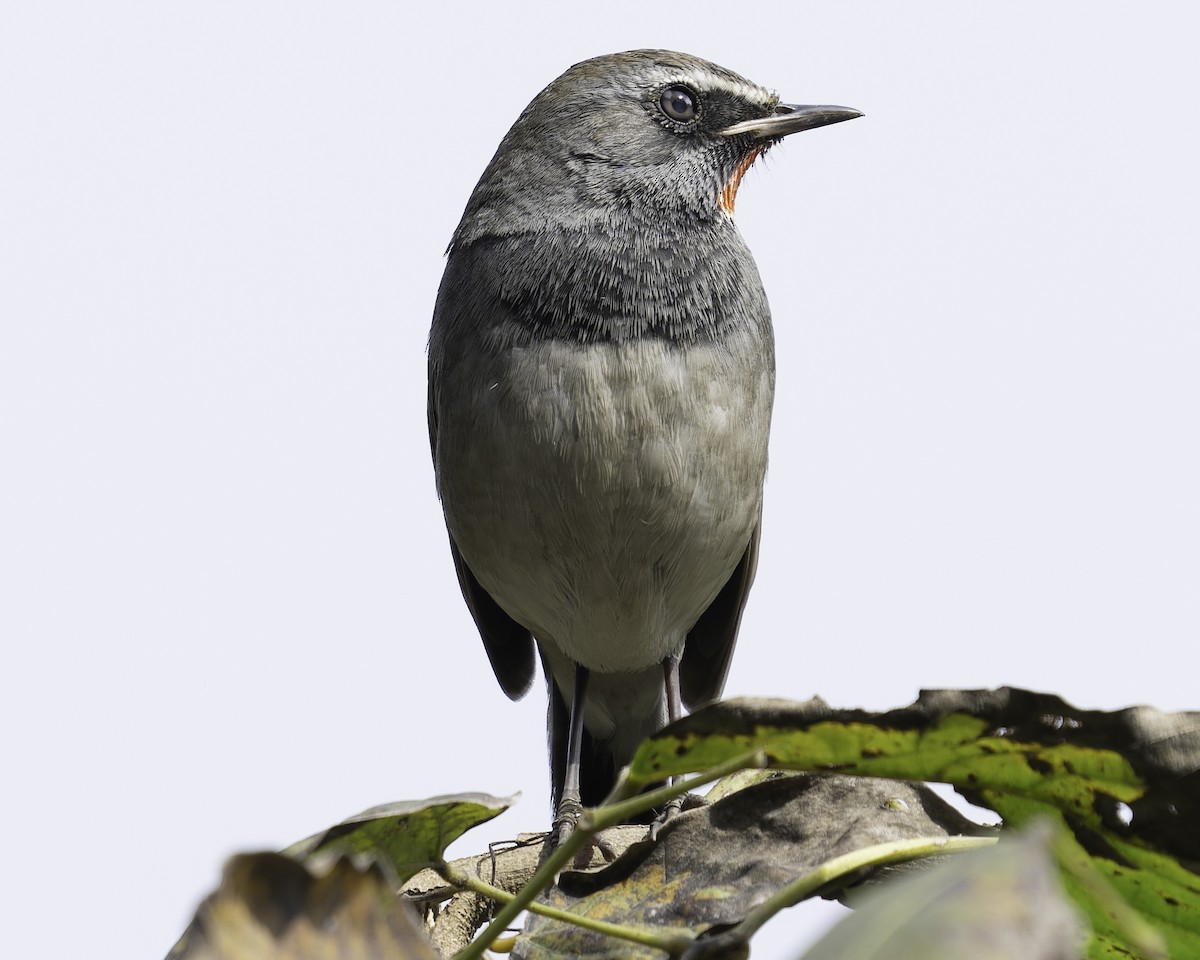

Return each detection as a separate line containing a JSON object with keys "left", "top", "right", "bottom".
{"left": 552, "top": 796, "right": 583, "bottom": 847}
{"left": 649, "top": 794, "right": 685, "bottom": 841}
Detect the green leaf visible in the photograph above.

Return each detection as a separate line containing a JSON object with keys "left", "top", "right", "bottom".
{"left": 626, "top": 688, "right": 1200, "bottom": 959}
{"left": 285, "top": 792, "right": 514, "bottom": 884}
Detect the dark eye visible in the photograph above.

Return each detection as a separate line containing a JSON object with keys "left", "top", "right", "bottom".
{"left": 660, "top": 85, "right": 698, "bottom": 122}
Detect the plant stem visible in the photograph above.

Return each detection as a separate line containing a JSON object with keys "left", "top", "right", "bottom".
{"left": 590, "top": 750, "right": 768, "bottom": 830}
{"left": 444, "top": 863, "right": 694, "bottom": 955}
{"left": 715, "top": 834, "right": 999, "bottom": 950}
{"left": 450, "top": 749, "right": 766, "bottom": 960}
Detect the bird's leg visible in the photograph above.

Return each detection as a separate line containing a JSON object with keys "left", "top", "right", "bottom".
{"left": 664, "top": 651, "right": 683, "bottom": 724}
{"left": 553, "top": 665, "right": 590, "bottom": 846}
{"left": 650, "top": 653, "right": 685, "bottom": 839}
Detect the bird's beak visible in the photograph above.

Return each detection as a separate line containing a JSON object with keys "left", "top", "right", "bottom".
{"left": 721, "top": 103, "right": 863, "bottom": 140}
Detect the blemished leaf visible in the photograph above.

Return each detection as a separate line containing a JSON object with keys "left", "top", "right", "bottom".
{"left": 286, "top": 792, "right": 514, "bottom": 884}
{"left": 514, "top": 774, "right": 992, "bottom": 960}
{"left": 166, "top": 852, "right": 438, "bottom": 960}
{"left": 626, "top": 688, "right": 1200, "bottom": 959}
{"left": 798, "top": 823, "right": 1088, "bottom": 960}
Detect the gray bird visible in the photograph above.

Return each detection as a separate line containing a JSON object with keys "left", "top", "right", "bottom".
{"left": 428, "top": 49, "right": 859, "bottom": 837}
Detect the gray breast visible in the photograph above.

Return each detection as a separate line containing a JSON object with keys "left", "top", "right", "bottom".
{"left": 429, "top": 216, "right": 775, "bottom": 671}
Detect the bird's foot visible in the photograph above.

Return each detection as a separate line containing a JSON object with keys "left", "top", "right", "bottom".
{"left": 552, "top": 796, "right": 583, "bottom": 847}
{"left": 648, "top": 794, "right": 685, "bottom": 841}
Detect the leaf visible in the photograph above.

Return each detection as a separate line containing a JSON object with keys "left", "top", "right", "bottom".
{"left": 514, "top": 774, "right": 991, "bottom": 960}
{"left": 626, "top": 688, "right": 1200, "bottom": 958}
{"left": 798, "top": 822, "right": 1086, "bottom": 960}
{"left": 285, "top": 792, "right": 514, "bottom": 884}
{"left": 166, "top": 851, "right": 438, "bottom": 960}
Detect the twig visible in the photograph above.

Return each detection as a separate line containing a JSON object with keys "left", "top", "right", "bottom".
{"left": 451, "top": 749, "right": 768, "bottom": 960}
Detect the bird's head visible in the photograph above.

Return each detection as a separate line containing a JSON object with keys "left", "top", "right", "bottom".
{"left": 454, "top": 49, "right": 860, "bottom": 244}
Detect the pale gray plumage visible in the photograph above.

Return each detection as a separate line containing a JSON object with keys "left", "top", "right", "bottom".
{"left": 427, "top": 49, "right": 859, "bottom": 830}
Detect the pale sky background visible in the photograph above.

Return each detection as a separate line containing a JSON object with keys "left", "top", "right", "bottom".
{"left": 2, "top": 3, "right": 1198, "bottom": 958}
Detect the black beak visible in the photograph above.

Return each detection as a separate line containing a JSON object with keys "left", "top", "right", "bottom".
{"left": 721, "top": 103, "right": 863, "bottom": 140}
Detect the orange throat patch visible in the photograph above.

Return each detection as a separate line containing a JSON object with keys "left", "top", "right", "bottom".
{"left": 719, "top": 146, "right": 766, "bottom": 216}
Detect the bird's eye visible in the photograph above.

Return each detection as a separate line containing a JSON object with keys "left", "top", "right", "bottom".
{"left": 660, "top": 85, "right": 698, "bottom": 122}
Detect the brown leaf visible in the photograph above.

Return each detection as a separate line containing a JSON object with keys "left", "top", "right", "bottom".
{"left": 167, "top": 852, "right": 437, "bottom": 960}
{"left": 515, "top": 773, "right": 992, "bottom": 959}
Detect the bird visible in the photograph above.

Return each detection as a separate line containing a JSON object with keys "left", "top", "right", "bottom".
{"left": 427, "top": 49, "right": 859, "bottom": 838}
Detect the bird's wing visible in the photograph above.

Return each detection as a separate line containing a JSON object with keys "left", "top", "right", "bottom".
{"left": 679, "top": 521, "right": 761, "bottom": 709}
{"left": 428, "top": 357, "right": 536, "bottom": 702}
{"left": 447, "top": 538, "right": 537, "bottom": 700}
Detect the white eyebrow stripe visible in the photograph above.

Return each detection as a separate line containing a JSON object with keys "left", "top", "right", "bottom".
{"left": 660, "top": 70, "right": 773, "bottom": 107}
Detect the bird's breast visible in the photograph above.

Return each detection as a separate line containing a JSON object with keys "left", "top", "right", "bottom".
{"left": 435, "top": 329, "right": 773, "bottom": 671}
